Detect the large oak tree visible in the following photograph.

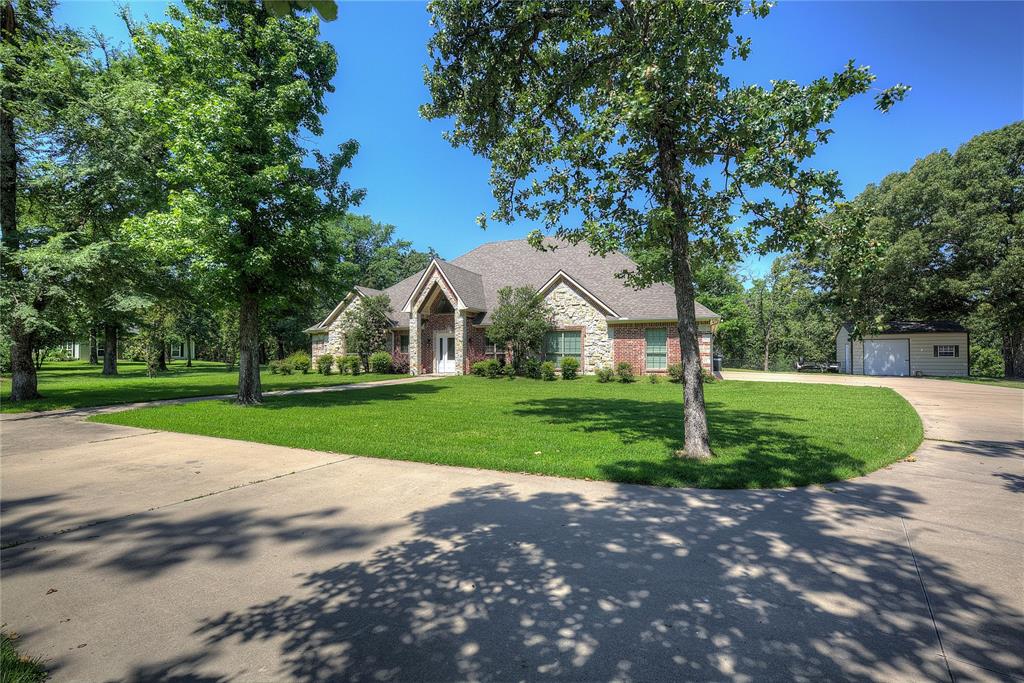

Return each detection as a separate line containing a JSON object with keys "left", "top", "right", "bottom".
{"left": 128, "top": 0, "right": 361, "bottom": 404}
{"left": 422, "top": 0, "right": 905, "bottom": 457}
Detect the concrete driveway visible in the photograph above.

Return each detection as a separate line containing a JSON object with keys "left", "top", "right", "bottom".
{"left": 1, "top": 376, "right": 1021, "bottom": 681}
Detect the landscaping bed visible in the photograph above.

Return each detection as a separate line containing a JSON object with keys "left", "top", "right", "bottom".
{"left": 92, "top": 376, "right": 923, "bottom": 489}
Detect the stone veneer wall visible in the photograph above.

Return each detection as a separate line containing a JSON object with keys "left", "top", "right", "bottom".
{"left": 543, "top": 281, "right": 613, "bottom": 373}
{"left": 610, "top": 322, "right": 713, "bottom": 374}
{"left": 322, "top": 297, "right": 363, "bottom": 358}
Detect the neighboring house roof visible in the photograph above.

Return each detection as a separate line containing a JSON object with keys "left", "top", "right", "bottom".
{"left": 312, "top": 237, "right": 720, "bottom": 332}
{"left": 841, "top": 320, "right": 968, "bottom": 335}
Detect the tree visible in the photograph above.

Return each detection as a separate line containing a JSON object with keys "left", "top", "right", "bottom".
{"left": 128, "top": 0, "right": 362, "bottom": 404}
{"left": 813, "top": 122, "right": 1022, "bottom": 377}
{"left": 486, "top": 286, "right": 551, "bottom": 374}
{"left": 423, "top": 1, "right": 906, "bottom": 457}
{"left": 347, "top": 294, "right": 392, "bottom": 367}
{"left": 335, "top": 214, "right": 438, "bottom": 291}
{"left": 1, "top": 0, "right": 91, "bottom": 400}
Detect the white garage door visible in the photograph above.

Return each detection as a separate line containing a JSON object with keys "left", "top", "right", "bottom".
{"left": 864, "top": 340, "right": 909, "bottom": 376}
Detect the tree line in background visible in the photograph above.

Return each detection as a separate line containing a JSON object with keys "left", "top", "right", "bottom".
{"left": 0, "top": 0, "right": 434, "bottom": 401}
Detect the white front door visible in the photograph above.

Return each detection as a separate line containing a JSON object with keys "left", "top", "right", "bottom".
{"left": 863, "top": 340, "right": 909, "bottom": 376}
{"left": 436, "top": 335, "right": 457, "bottom": 374}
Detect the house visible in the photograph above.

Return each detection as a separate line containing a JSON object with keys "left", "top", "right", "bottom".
{"left": 835, "top": 321, "right": 969, "bottom": 377}
{"left": 306, "top": 237, "right": 720, "bottom": 376}
{"left": 59, "top": 338, "right": 195, "bottom": 362}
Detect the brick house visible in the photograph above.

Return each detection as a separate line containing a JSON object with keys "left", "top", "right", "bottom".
{"left": 306, "top": 238, "right": 719, "bottom": 376}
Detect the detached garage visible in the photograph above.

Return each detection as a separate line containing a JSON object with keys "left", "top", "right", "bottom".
{"left": 836, "top": 321, "right": 969, "bottom": 377}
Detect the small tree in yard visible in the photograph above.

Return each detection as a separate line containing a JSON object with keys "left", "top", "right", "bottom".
{"left": 423, "top": 1, "right": 907, "bottom": 458}
{"left": 486, "top": 286, "right": 550, "bottom": 374}
{"left": 348, "top": 294, "right": 392, "bottom": 368}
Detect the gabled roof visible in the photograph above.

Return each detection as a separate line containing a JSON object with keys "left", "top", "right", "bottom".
{"left": 312, "top": 237, "right": 720, "bottom": 332}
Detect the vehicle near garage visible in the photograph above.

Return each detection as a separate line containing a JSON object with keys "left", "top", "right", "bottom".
{"left": 835, "top": 321, "right": 969, "bottom": 377}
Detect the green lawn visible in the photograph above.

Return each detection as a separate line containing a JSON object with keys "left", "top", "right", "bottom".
{"left": 1, "top": 632, "right": 47, "bottom": 683}
{"left": 93, "top": 376, "right": 923, "bottom": 489}
{"left": 0, "top": 360, "right": 400, "bottom": 413}
{"left": 928, "top": 375, "right": 1024, "bottom": 390}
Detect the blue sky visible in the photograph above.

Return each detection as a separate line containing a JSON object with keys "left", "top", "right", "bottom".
{"left": 57, "top": 1, "right": 1023, "bottom": 278}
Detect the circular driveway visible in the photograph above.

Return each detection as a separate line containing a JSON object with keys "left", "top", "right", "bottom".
{"left": 1, "top": 374, "right": 1021, "bottom": 681}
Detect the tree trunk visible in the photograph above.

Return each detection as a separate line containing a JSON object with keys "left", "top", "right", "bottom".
{"left": 1, "top": 2, "right": 39, "bottom": 402}
{"left": 237, "top": 287, "right": 262, "bottom": 404}
{"left": 102, "top": 323, "right": 118, "bottom": 375}
{"left": 276, "top": 338, "right": 285, "bottom": 361}
{"left": 762, "top": 333, "right": 771, "bottom": 372}
{"left": 185, "top": 333, "right": 192, "bottom": 367}
{"left": 669, "top": 229, "right": 714, "bottom": 459}
{"left": 89, "top": 326, "right": 98, "bottom": 364}
{"left": 158, "top": 342, "right": 167, "bottom": 371}
{"left": 1003, "top": 330, "right": 1024, "bottom": 379}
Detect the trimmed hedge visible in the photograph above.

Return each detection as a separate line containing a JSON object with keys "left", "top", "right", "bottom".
{"left": 560, "top": 356, "right": 579, "bottom": 380}
{"left": 369, "top": 351, "right": 393, "bottom": 374}
{"left": 316, "top": 354, "right": 334, "bottom": 375}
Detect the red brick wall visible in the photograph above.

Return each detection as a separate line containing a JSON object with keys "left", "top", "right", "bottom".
{"left": 465, "top": 325, "right": 489, "bottom": 373}
{"left": 417, "top": 313, "right": 454, "bottom": 374}
{"left": 611, "top": 323, "right": 712, "bottom": 374}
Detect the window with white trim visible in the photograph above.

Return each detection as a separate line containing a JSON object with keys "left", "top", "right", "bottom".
{"left": 934, "top": 344, "right": 958, "bottom": 358}
{"left": 645, "top": 328, "right": 668, "bottom": 370}
{"left": 543, "top": 331, "right": 581, "bottom": 365}
{"left": 398, "top": 334, "right": 410, "bottom": 353}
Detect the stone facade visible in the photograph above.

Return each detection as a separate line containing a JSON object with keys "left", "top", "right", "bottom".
{"left": 321, "top": 297, "right": 363, "bottom": 358}
{"left": 610, "top": 322, "right": 713, "bottom": 374}
{"left": 543, "top": 281, "right": 613, "bottom": 373}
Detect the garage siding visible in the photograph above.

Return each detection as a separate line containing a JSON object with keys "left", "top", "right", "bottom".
{"left": 836, "top": 327, "right": 850, "bottom": 373}
{"left": 848, "top": 332, "right": 969, "bottom": 376}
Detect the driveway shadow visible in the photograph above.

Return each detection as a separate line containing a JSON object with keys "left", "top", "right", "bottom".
{"left": 186, "top": 483, "right": 1021, "bottom": 681}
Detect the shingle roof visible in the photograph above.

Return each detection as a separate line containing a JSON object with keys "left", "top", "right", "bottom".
{"left": 370, "top": 237, "right": 718, "bottom": 328}
{"left": 844, "top": 320, "right": 968, "bottom": 335}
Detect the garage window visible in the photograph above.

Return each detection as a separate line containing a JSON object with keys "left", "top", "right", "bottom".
{"left": 934, "top": 344, "right": 959, "bottom": 358}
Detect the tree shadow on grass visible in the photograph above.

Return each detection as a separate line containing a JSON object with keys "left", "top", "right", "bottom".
{"left": 188, "top": 482, "right": 1023, "bottom": 681}
{"left": 243, "top": 381, "right": 448, "bottom": 411}
{"left": 512, "top": 397, "right": 873, "bottom": 489}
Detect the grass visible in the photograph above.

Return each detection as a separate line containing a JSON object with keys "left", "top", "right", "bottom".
{"left": 927, "top": 375, "right": 1024, "bottom": 390}
{"left": 0, "top": 360, "right": 400, "bottom": 413}
{"left": 1, "top": 632, "right": 47, "bottom": 683}
{"left": 94, "top": 376, "right": 923, "bottom": 489}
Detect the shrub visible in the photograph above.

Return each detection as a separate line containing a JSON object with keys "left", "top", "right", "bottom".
{"left": 560, "top": 356, "right": 579, "bottom": 380}
{"left": 616, "top": 361, "right": 634, "bottom": 383}
{"left": 971, "top": 347, "right": 1003, "bottom": 378}
{"left": 702, "top": 367, "right": 716, "bottom": 383}
{"left": 269, "top": 359, "right": 282, "bottom": 374}
{"left": 472, "top": 358, "right": 501, "bottom": 378}
{"left": 369, "top": 351, "right": 393, "bottom": 374}
{"left": 285, "top": 351, "right": 311, "bottom": 374}
{"left": 391, "top": 351, "right": 410, "bottom": 374}
{"left": 595, "top": 366, "right": 614, "bottom": 383}
{"left": 504, "top": 363, "right": 516, "bottom": 379}
{"left": 338, "top": 354, "right": 361, "bottom": 375}
{"left": 540, "top": 361, "right": 556, "bottom": 381}
{"left": 316, "top": 354, "right": 334, "bottom": 375}
{"left": 667, "top": 363, "right": 684, "bottom": 383}
{"left": 648, "top": 373, "right": 660, "bottom": 384}
{"left": 523, "top": 357, "right": 542, "bottom": 379}
{"left": 273, "top": 360, "right": 295, "bottom": 375}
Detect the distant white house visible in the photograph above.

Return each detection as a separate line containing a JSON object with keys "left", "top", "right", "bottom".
{"left": 835, "top": 321, "right": 969, "bottom": 377}
{"left": 60, "top": 338, "right": 195, "bottom": 361}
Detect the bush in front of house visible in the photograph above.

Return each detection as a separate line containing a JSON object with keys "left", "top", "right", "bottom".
{"left": 472, "top": 358, "right": 502, "bottom": 378}
{"left": 702, "top": 367, "right": 716, "bottom": 383}
{"left": 540, "top": 361, "right": 556, "bottom": 381}
{"left": 504, "top": 363, "right": 516, "bottom": 379}
{"left": 391, "top": 351, "right": 410, "bottom": 374}
{"left": 648, "top": 373, "right": 660, "bottom": 384}
{"left": 316, "top": 354, "right": 334, "bottom": 375}
{"left": 667, "top": 363, "right": 684, "bottom": 383}
{"left": 523, "top": 357, "right": 542, "bottom": 379}
{"left": 616, "top": 362, "right": 634, "bottom": 383}
{"left": 338, "top": 354, "right": 361, "bottom": 375}
{"left": 971, "top": 347, "right": 1003, "bottom": 378}
{"left": 270, "top": 359, "right": 295, "bottom": 375}
{"left": 560, "top": 356, "right": 579, "bottom": 380}
{"left": 369, "top": 351, "right": 393, "bottom": 374}
{"left": 596, "top": 366, "right": 614, "bottom": 383}
{"left": 285, "top": 351, "right": 311, "bottom": 374}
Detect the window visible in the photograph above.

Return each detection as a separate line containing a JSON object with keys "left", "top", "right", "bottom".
{"left": 645, "top": 328, "right": 668, "bottom": 370}
{"left": 398, "top": 334, "right": 410, "bottom": 353}
{"left": 484, "top": 341, "right": 505, "bottom": 363}
{"left": 934, "top": 344, "right": 959, "bottom": 358}
{"left": 543, "top": 330, "right": 581, "bottom": 365}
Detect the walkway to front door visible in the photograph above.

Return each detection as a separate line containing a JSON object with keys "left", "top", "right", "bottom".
{"left": 435, "top": 334, "right": 456, "bottom": 374}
